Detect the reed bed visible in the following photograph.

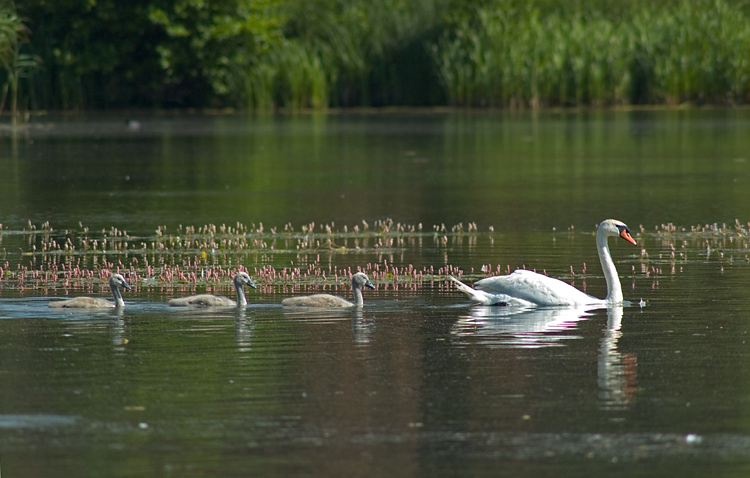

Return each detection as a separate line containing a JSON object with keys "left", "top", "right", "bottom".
{"left": 244, "top": 0, "right": 449, "bottom": 109}
{"left": 434, "top": 0, "right": 750, "bottom": 107}
{"left": 20, "top": 0, "right": 750, "bottom": 110}
{"left": 243, "top": 0, "right": 750, "bottom": 108}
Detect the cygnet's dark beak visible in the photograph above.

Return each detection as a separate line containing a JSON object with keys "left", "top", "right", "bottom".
{"left": 122, "top": 282, "right": 132, "bottom": 291}
{"left": 365, "top": 280, "right": 376, "bottom": 290}
{"left": 247, "top": 279, "right": 257, "bottom": 289}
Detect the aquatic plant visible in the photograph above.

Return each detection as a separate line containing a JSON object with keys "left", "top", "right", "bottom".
{"left": 0, "top": 219, "right": 492, "bottom": 293}
{"left": 1, "top": 218, "right": 749, "bottom": 299}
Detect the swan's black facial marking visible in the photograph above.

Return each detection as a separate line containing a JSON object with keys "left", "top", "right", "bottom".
{"left": 616, "top": 223, "right": 637, "bottom": 245}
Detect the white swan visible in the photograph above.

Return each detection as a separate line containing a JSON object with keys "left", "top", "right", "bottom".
{"left": 451, "top": 219, "right": 637, "bottom": 307}
{"left": 282, "top": 272, "right": 375, "bottom": 308}
{"left": 49, "top": 273, "right": 132, "bottom": 308}
{"left": 168, "top": 272, "right": 257, "bottom": 307}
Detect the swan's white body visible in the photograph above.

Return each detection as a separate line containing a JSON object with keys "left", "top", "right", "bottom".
{"left": 168, "top": 272, "right": 257, "bottom": 307}
{"left": 282, "top": 272, "right": 375, "bottom": 308}
{"left": 49, "top": 273, "right": 132, "bottom": 308}
{"left": 452, "top": 219, "right": 637, "bottom": 307}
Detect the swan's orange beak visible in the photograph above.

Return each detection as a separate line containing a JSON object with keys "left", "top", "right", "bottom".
{"left": 620, "top": 229, "right": 637, "bottom": 245}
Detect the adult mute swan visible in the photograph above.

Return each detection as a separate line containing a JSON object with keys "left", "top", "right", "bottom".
{"left": 451, "top": 219, "right": 637, "bottom": 307}
{"left": 168, "top": 272, "right": 257, "bottom": 307}
{"left": 49, "top": 273, "right": 132, "bottom": 308}
{"left": 282, "top": 272, "right": 375, "bottom": 308}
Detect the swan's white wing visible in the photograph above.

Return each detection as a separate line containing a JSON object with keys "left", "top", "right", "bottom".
{"left": 474, "top": 270, "right": 601, "bottom": 307}
{"left": 449, "top": 276, "right": 534, "bottom": 306}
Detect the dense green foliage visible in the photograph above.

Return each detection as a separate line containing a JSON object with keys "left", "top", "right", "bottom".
{"left": 9, "top": 0, "right": 750, "bottom": 110}
{"left": 0, "top": 0, "right": 39, "bottom": 120}
{"left": 435, "top": 0, "right": 750, "bottom": 107}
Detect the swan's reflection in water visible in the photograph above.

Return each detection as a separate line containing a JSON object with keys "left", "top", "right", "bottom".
{"left": 598, "top": 306, "right": 638, "bottom": 410}
{"left": 452, "top": 304, "right": 638, "bottom": 410}
{"left": 451, "top": 305, "right": 593, "bottom": 348}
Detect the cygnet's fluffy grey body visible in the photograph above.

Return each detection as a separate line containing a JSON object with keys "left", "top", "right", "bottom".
{"left": 168, "top": 272, "right": 257, "bottom": 307}
{"left": 49, "top": 273, "right": 132, "bottom": 308}
{"left": 281, "top": 272, "right": 375, "bottom": 308}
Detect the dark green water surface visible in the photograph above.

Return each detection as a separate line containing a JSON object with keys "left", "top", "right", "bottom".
{"left": 1, "top": 109, "right": 750, "bottom": 477}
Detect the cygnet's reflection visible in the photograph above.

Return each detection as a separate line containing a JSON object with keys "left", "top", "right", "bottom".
{"left": 282, "top": 306, "right": 376, "bottom": 345}
{"left": 110, "top": 307, "right": 125, "bottom": 345}
{"left": 451, "top": 305, "right": 593, "bottom": 348}
{"left": 352, "top": 309, "right": 375, "bottom": 345}
{"left": 598, "top": 306, "right": 638, "bottom": 410}
{"left": 234, "top": 308, "right": 255, "bottom": 353}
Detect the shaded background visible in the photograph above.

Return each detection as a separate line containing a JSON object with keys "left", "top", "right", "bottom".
{"left": 8, "top": 0, "right": 750, "bottom": 111}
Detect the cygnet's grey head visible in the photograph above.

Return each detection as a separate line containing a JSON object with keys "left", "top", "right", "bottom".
{"left": 352, "top": 272, "right": 375, "bottom": 290}
{"left": 110, "top": 273, "right": 132, "bottom": 290}
{"left": 234, "top": 272, "right": 257, "bottom": 289}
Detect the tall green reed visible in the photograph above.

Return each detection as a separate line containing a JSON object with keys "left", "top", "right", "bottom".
{"left": 17, "top": 0, "right": 750, "bottom": 109}
{"left": 433, "top": 0, "right": 750, "bottom": 107}
{"left": 250, "top": 0, "right": 449, "bottom": 108}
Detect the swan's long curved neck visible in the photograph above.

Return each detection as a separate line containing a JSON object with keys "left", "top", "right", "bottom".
{"left": 352, "top": 284, "right": 364, "bottom": 307}
{"left": 235, "top": 281, "right": 248, "bottom": 307}
{"left": 111, "top": 283, "right": 126, "bottom": 308}
{"left": 597, "top": 231, "right": 623, "bottom": 304}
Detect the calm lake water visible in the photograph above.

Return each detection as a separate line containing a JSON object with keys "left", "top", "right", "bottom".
{"left": 1, "top": 109, "right": 750, "bottom": 477}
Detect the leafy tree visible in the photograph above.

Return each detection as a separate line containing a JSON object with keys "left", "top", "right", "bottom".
{"left": 21, "top": 0, "right": 284, "bottom": 108}
{"left": 0, "top": 0, "right": 39, "bottom": 122}
{"left": 148, "top": 0, "right": 285, "bottom": 107}
{"left": 21, "top": 0, "right": 167, "bottom": 108}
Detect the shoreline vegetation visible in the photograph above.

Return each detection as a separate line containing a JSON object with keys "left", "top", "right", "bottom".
{"left": 5, "top": 0, "right": 750, "bottom": 114}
